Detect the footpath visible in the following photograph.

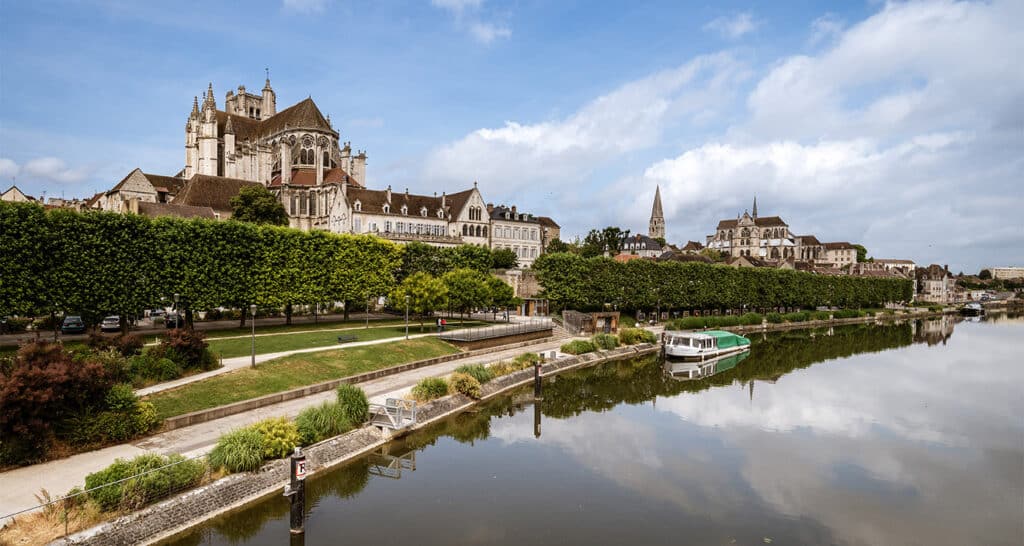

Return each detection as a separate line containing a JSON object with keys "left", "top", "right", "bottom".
{"left": 0, "top": 332, "right": 573, "bottom": 519}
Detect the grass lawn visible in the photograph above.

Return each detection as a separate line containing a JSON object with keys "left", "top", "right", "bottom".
{"left": 145, "top": 337, "right": 460, "bottom": 419}
{"left": 204, "top": 320, "right": 485, "bottom": 359}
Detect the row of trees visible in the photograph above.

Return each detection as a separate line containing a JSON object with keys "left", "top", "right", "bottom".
{"left": 389, "top": 268, "right": 517, "bottom": 329}
{"left": 532, "top": 252, "right": 913, "bottom": 312}
{"left": 0, "top": 202, "right": 519, "bottom": 327}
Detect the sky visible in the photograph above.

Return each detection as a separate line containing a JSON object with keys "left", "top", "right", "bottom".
{"left": 1, "top": 0, "right": 1021, "bottom": 273}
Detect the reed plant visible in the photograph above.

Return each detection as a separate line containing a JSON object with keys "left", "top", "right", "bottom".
{"left": 208, "top": 427, "right": 265, "bottom": 473}
{"left": 411, "top": 377, "right": 449, "bottom": 402}
{"left": 295, "top": 402, "right": 352, "bottom": 445}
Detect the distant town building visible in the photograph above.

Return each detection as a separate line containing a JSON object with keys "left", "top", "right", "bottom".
{"left": 988, "top": 267, "right": 1024, "bottom": 280}
{"left": 916, "top": 264, "right": 960, "bottom": 304}
{"left": 537, "top": 216, "right": 561, "bottom": 252}
{"left": 489, "top": 204, "right": 544, "bottom": 267}
{"left": 1, "top": 185, "right": 36, "bottom": 203}
{"left": 648, "top": 185, "right": 665, "bottom": 240}
{"left": 620, "top": 233, "right": 664, "bottom": 258}
{"left": 823, "top": 242, "right": 857, "bottom": 267}
{"left": 874, "top": 259, "right": 917, "bottom": 277}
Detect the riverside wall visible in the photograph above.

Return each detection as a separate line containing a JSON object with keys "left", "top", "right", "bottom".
{"left": 58, "top": 343, "right": 659, "bottom": 546}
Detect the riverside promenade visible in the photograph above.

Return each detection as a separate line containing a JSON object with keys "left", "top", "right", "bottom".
{"left": 0, "top": 329, "right": 574, "bottom": 519}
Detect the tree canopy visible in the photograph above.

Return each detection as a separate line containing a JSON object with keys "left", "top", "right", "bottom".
{"left": 229, "top": 185, "right": 288, "bottom": 226}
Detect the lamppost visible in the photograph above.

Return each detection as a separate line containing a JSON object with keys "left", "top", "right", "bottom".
{"left": 404, "top": 295, "right": 410, "bottom": 340}
{"left": 173, "top": 293, "right": 180, "bottom": 331}
{"left": 250, "top": 304, "right": 257, "bottom": 369}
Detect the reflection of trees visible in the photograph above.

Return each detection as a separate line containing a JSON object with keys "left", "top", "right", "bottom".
{"left": 541, "top": 322, "right": 915, "bottom": 419}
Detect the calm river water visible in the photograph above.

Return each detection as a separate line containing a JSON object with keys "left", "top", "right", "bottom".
{"left": 168, "top": 314, "right": 1024, "bottom": 546}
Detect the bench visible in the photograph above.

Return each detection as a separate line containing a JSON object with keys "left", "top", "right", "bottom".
{"left": 337, "top": 334, "right": 359, "bottom": 344}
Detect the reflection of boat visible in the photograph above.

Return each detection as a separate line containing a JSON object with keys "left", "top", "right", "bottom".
{"left": 960, "top": 302, "right": 985, "bottom": 316}
{"left": 664, "top": 350, "right": 750, "bottom": 380}
{"left": 664, "top": 330, "right": 751, "bottom": 360}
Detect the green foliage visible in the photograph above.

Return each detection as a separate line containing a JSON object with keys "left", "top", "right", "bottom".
{"left": 455, "top": 364, "right": 494, "bottom": 384}
{"left": 485, "top": 276, "right": 516, "bottom": 310}
{"left": 852, "top": 244, "right": 868, "bottom": 263}
{"left": 129, "top": 352, "right": 182, "bottom": 382}
{"left": 618, "top": 328, "right": 656, "bottom": 345}
{"left": 561, "top": 340, "right": 597, "bottom": 355}
{"left": 411, "top": 377, "right": 449, "bottom": 402}
{"left": 442, "top": 268, "right": 490, "bottom": 316}
{"left": 85, "top": 453, "right": 205, "bottom": 511}
{"left": 532, "top": 252, "right": 913, "bottom": 312}
{"left": 978, "top": 268, "right": 992, "bottom": 280}
{"left": 449, "top": 372, "right": 482, "bottom": 399}
{"left": 295, "top": 402, "right": 352, "bottom": 445}
{"left": 491, "top": 248, "right": 519, "bottom": 269}
{"left": 545, "top": 238, "right": 574, "bottom": 254}
{"left": 389, "top": 271, "right": 448, "bottom": 328}
{"left": 766, "top": 312, "right": 784, "bottom": 324}
{"left": 581, "top": 226, "right": 630, "bottom": 257}
{"left": 591, "top": 333, "right": 620, "bottom": 350}
{"left": 229, "top": 185, "right": 288, "bottom": 226}
{"left": 209, "top": 427, "right": 265, "bottom": 473}
{"left": 151, "top": 328, "right": 216, "bottom": 371}
{"left": 104, "top": 383, "right": 138, "bottom": 413}
{"left": 335, "top": 383, "right": 370, "bottom": 424}
{"left": 487, "top": 353, "right": 539, "bottom": 376}
{"left": 833, "top": 309, "right": 866, "bottom": 319}
{"left": 253, "top": 417, "right": 301, "bottom": 459}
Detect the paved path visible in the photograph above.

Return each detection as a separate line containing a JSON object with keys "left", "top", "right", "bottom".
{"left": 0, "top": 336, "right": 574, "bottom": 519}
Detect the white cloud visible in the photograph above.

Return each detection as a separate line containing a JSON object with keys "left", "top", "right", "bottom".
{"left": 430, "top": 0, "right": 510, "bottom": 44}
{"left": 423, "top": 53, "right": 748, "bottom": 197}
{"left": 282, "top": 0, "right": 328, "bottom": 14}
{"left": 704, "top": 12, "right": 760, "bottom": 39}
{"left": 809, "top": 13, "right": 844, "bottom": 46}
{"left": 0, "top": 158, "right": 20, "bottom": 180}
{"left": 469, "top": 21, "right": 511, "bottom": 44}
{"left": 17, "top": 156, "right": 92, "bottom": 184}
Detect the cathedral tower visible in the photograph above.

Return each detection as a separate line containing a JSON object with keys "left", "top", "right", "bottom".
{"left": 649, "top": 185, "right": 665, "bottom": 240}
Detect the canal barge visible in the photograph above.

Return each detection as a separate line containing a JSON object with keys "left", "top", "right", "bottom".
{"left": 663, "top": 330, "right": 751, "bottom": 360}
{"left": 960, "top": 302, "right": 985, "bottom": 316}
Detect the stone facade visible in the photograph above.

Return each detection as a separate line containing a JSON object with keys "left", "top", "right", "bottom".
{"left": 988, "top": 266, "right": 1024, "bottom": 280}
{"left": 916, "top": 264, "right": 960, "bottom": 304}
{"left": 1, "top": 185, "right": 35, "bottom": 203}
{"left": 648, "top": 185, "right": 665, "bottom": 240}
{"left": 488, "top": 204, "right": 543, "bottom": 267}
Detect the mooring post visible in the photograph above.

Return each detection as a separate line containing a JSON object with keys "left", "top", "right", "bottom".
{"left": 286, "top": 447, "right": 307, "bottom": 535}
{"left": 533, "top": 402, "right": 542, "bottom": 438}
{"left": 533, "top": 361, "right": 543, "bottom": 400}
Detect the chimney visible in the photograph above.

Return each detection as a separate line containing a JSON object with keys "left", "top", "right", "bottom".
{"left": 486, "top": 203, "right": 494, "bottom": 214}
{"left": 511, "top": 205, "right": 517, "bottom": 215}
{"left": 385, "top": 185, "right": 391, "bottom": 203}
{"left": 441, "top": 191, "right": 446, "bottom": 208}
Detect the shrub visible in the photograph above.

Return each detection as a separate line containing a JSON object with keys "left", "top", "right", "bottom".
{"left": 204, "top": 308, "right": 223, "bottom": 321}
{"left": 1, "top": 317, "right": 31, "bottom": 334}
{"left": 63, "top": 390, "right": 159, "bottom": 445}
{"left": 928, "top": 305, "right": 944, "bottom": 312}
{"left": 152, "top": 329, "right": 216, "bottom": 371}
{"left": 335, "top": 384, "right": 370, "bottom": 425}
{"left": 766, "top": 312, "right": 784, "bottom": 324}
{"left": 591, "top": 333, "right": 619, "bottom": 350}
{"left": 810, "top": 310, "right": 832, "bottom": 321}
{"left": 513, "top": 353, "right": 542, "bottom": 366}
{"left": 253, "top": 417, "right": 301, "bottom": 459}
{"left": 79, "top": 348, "right": 132, "bottom": 384}
{"left": 617, "top": 327, "right": 655, "bottom": 345}
{"left": 85, "top": 453, "right": 205, "bottom": 511}
{"left": 296, "top": 402, "right": 352, "bottom": 445}
{"left": 833, "top": 309, "right": 865, "bottom": 319}
{"left": 449, "top": 372, "right": 482, "bottom": 399}
{"left": 411, "top": 377, "right": 449, "bottom": 402}
{"left": 129, "top": 352, "right": 182, "bottom": 382}
{"left": 209, "top": 427, "right": 265, "bottom": 473}
{"left": 455, "top": 364, "right": 494, "bottom": 384}
{"left": 783, "top": 311, "right": 810, "bottom": 322}
{"left": 738, "top": 312, "right": 763, "bottom": 325}
{"left": 113, "top": 334, "right": 144, "bottom": 357}
{"left": 104, "top": 383, "right": 137, "bottom": 413}
{"left": 560, "top": 340, "right": 597, "bottom": 355}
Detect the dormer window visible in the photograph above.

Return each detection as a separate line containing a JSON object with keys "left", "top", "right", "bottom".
{"left": 437, "top": 209, "right": 444, "bottom": 219}
{"left": 420, "top": 207, "right": 427, "bottom": 217}
{"left": 401, "top": 205, "right": 408, "bottom": 215}
{"left": 353, "top": 200, "right": 362, "bottom": 212}
{"left": 383, "top": 204, "right": 390, "bottom": 214}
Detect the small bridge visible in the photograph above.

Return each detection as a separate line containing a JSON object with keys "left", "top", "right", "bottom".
{"left": 367, "top": 447, "right": 417, "bottom": 479}
{"left": 439, "top": 319, "right": 553, "bottom": 343}
{"left": 369, "top": 398, "right": 418, "bottom": 430}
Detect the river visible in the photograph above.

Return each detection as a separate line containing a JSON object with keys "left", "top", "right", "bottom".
{"left": 167, "top": 314, "right": 1024, "bottom": 546}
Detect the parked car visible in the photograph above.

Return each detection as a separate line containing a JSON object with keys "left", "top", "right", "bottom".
{"left": 166, "top": 313, "right": 184, "bottom": 328}
{"left": 151, "top": 309, "right": 167, "bottom": 318}
{"left": 100, "top": 315, "right": 121, "bottom": 332}
{"left": 61, "top": 315, "right": 87, "bottom": 335}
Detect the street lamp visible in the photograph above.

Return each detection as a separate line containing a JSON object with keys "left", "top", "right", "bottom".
{"left": 404, "top": 295, "right": 410, "bottom": 340}
{"left": 250, "top": 304, "right": 257, "bottom": 369}
{"left": 173, "top": 293, "right": 180, "bottom": 330}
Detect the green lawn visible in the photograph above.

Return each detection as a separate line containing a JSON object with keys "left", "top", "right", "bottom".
{"left": 204, "top": 320, "right": 485, "bottom": 359}
{"left": 145, "top": 337, "right": 460, "bottom": 419}
{"left": 143, "top": 317, "right": 488, "bottom": 344}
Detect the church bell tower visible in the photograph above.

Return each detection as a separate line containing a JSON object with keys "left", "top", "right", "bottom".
{"left": 649, "top": 185, "right": 665, "bottom": 240}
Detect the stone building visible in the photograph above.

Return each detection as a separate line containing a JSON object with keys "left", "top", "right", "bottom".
{"left": 649, "top": 185, "right": 665, "bottom": 240}
{"left": 489, "top": 204, "right": 544, "bottom": 267}
{"left": 537, "top": 216, "right": 561, "bottom": 252}
{"left": 916, "top": 264, "right": 958, "bottom": 304}
{"left": 988, "top": 267, "right": 1024, "bottom": 280}
{"left": 621, "top": 233, "right": 664, "bottom": 258}
{"left": 823, "top": 242, "right": 857, "bottom": 267}
{"left": 1, "top": 185, "right": 36, "bottom": 203}
{"left": 874, "top": 259, "right": 917, "bottom": 276}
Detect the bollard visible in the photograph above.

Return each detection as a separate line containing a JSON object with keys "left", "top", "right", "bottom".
{"left": 533, "top": 361, "right": 543, "bottom": 400}
{"left": 533, "top": 402, "right": 542, "bottom": 438}
{"left": 285, "top": 447, "right": 307, "bottom": 535}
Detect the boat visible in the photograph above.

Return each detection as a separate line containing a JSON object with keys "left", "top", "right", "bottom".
{"left": 960, "top": 302, "right": 985, "bottom": 316}
{"left": 663, "top": 330, "right": 751, "bottom": 360}
{"left": 664, "top": 350, "right": 750, "bottom": 381}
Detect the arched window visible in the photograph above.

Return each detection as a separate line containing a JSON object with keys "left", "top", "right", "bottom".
{"left": 475, "top": 225, "right": 481, "bottom": 237}
{"left": 438, "top": 209, "right": 444, "bottom": 219}
{"left": 462, "top": 224, "right": 468, "bottom": 236}
{"left": 354, "top": 200, "right": 361, "bottom": 212}
{"left": 420, "top": 207, "right": 427, "bottom": 217}
{"left": 401, "top": 205, "right": 408, "bottom": 215}
{"left": 728, "top": 230, "right": 733, "bottom": 240}
{"left": 323, "top": 151, "right": 330, "bottom": 167}
{"left": 741, "top": 228, "right": 750, "bottom": 238}
{"left": 383, "top": 204, "right": 390, "bottom": 214}
{"left": 309, "top": 195, "right": 316, "bottom": 216}
{"left": 482, "top": 226, "right": 487, "bottom": 237}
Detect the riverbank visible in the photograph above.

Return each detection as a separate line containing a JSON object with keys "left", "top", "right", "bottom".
{"left": 52, "top": 343, "right": 658, "bottom": 546}
{"left": 698, "top": 307, "right": 955, "bottom": 336}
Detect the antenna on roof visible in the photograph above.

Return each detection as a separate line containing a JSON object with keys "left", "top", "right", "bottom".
{"left": 265, "top": 67, "right": 269, "bottom": 80}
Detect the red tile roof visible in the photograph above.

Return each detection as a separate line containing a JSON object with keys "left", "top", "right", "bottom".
{"left": 268, "top": 167, "right": 362, "bottom": 187}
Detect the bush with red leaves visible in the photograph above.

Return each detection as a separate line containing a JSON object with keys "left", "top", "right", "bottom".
{"left": 150, "top": 328, "right": 216, "bottom": 371}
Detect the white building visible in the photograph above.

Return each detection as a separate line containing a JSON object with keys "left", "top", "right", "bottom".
{"left": 488, "top": 204, "right": 543, "bottom": 267}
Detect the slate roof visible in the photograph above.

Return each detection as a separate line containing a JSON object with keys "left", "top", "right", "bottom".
{"left": 795, "top": 234, "right": 821, "bottom": 245}
{"left": 268, "top": 167, "right": 362, "bottom": 187}
{"left": 823, "top": 241, "right": 854, "bottom": 250}
{"left": 444, "top": 188, "right": 476, "bottom": 219}
{"left": 490, "top": 204, "right": 539, "bottom": 223}
{"left": 171, "top": 174, "right": 260, "bottom": 213}
{"left": 347, "top": 186, "right": 447, "bottom": 217}
{"left": 536, "top": 216, "right": 560, "bottom": 229}
{"left": 137, "top": 201, "right": 217, "bottom": 219}
{"left": 145, "top": 173, "right": 187, "bottom": 195}
{"left": 620, "top": 233, "right": 663, "bottom": 252}
{"left": 875, "top": 258, "right": 915, "bottom": 265}
{"left": 681, "top": 240, "right": 704, "bottom": 252}
{"left": 214, "top": 97, "right": 336, "bottom": 142}
{"left": 716, "top": 216, "right": 787, "bottom": 229}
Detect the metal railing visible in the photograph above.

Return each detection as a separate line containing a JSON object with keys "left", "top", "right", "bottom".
{"left": 1, "top": 451, "right": 211, "bottom": 541}
{"left": 438, "top": 318, "right": 553, "bottom": 342}
{"left": 369, "top": 398, "right": 418, "bottom": 430}
{"left": 561, "top": 310, "right": 589, "bottom": 335}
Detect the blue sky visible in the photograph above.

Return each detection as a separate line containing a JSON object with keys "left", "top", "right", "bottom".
{"left": 1, "top": 0, "right": 1021, "bottom": 273}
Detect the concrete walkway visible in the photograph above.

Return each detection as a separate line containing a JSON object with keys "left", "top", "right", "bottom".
{"left": 135, "top": 332, "right": 437, "bottom": 397}
{"left": 0, "top": 336, "right": 574, "bottom": 519}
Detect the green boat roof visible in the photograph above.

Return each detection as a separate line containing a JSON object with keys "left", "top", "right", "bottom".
{"left": 703, "top": 330, "right": 751, "bottom": 348}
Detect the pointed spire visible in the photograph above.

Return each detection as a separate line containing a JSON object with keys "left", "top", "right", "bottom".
{"left": 191, "top": 96, "right": 199, "bottom": 117}
{"left": 651, "top": 185, "right": 664, "bottom": 219}
{"left": 752, "top": 196, "right": 758, "bottom": 218}
{"left": 264, "top": 67, "right": 272, "bottom": 90}
{"left": 204, "top": 82, "right": 215, "bottom": 109}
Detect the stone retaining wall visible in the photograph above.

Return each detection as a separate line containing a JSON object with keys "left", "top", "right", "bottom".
{"left": 60, "top": 344, "right": 658, "bottom": 545}
{"left": 719, "top": 309, "right": 951, "bottom": 336}
{"left": 160, "top": 334, "right": 563, "bottom": 431}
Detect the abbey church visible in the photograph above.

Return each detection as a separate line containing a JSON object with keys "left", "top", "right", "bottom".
{"left": 89, "top": 76, "right": 558, "bottom": 267}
